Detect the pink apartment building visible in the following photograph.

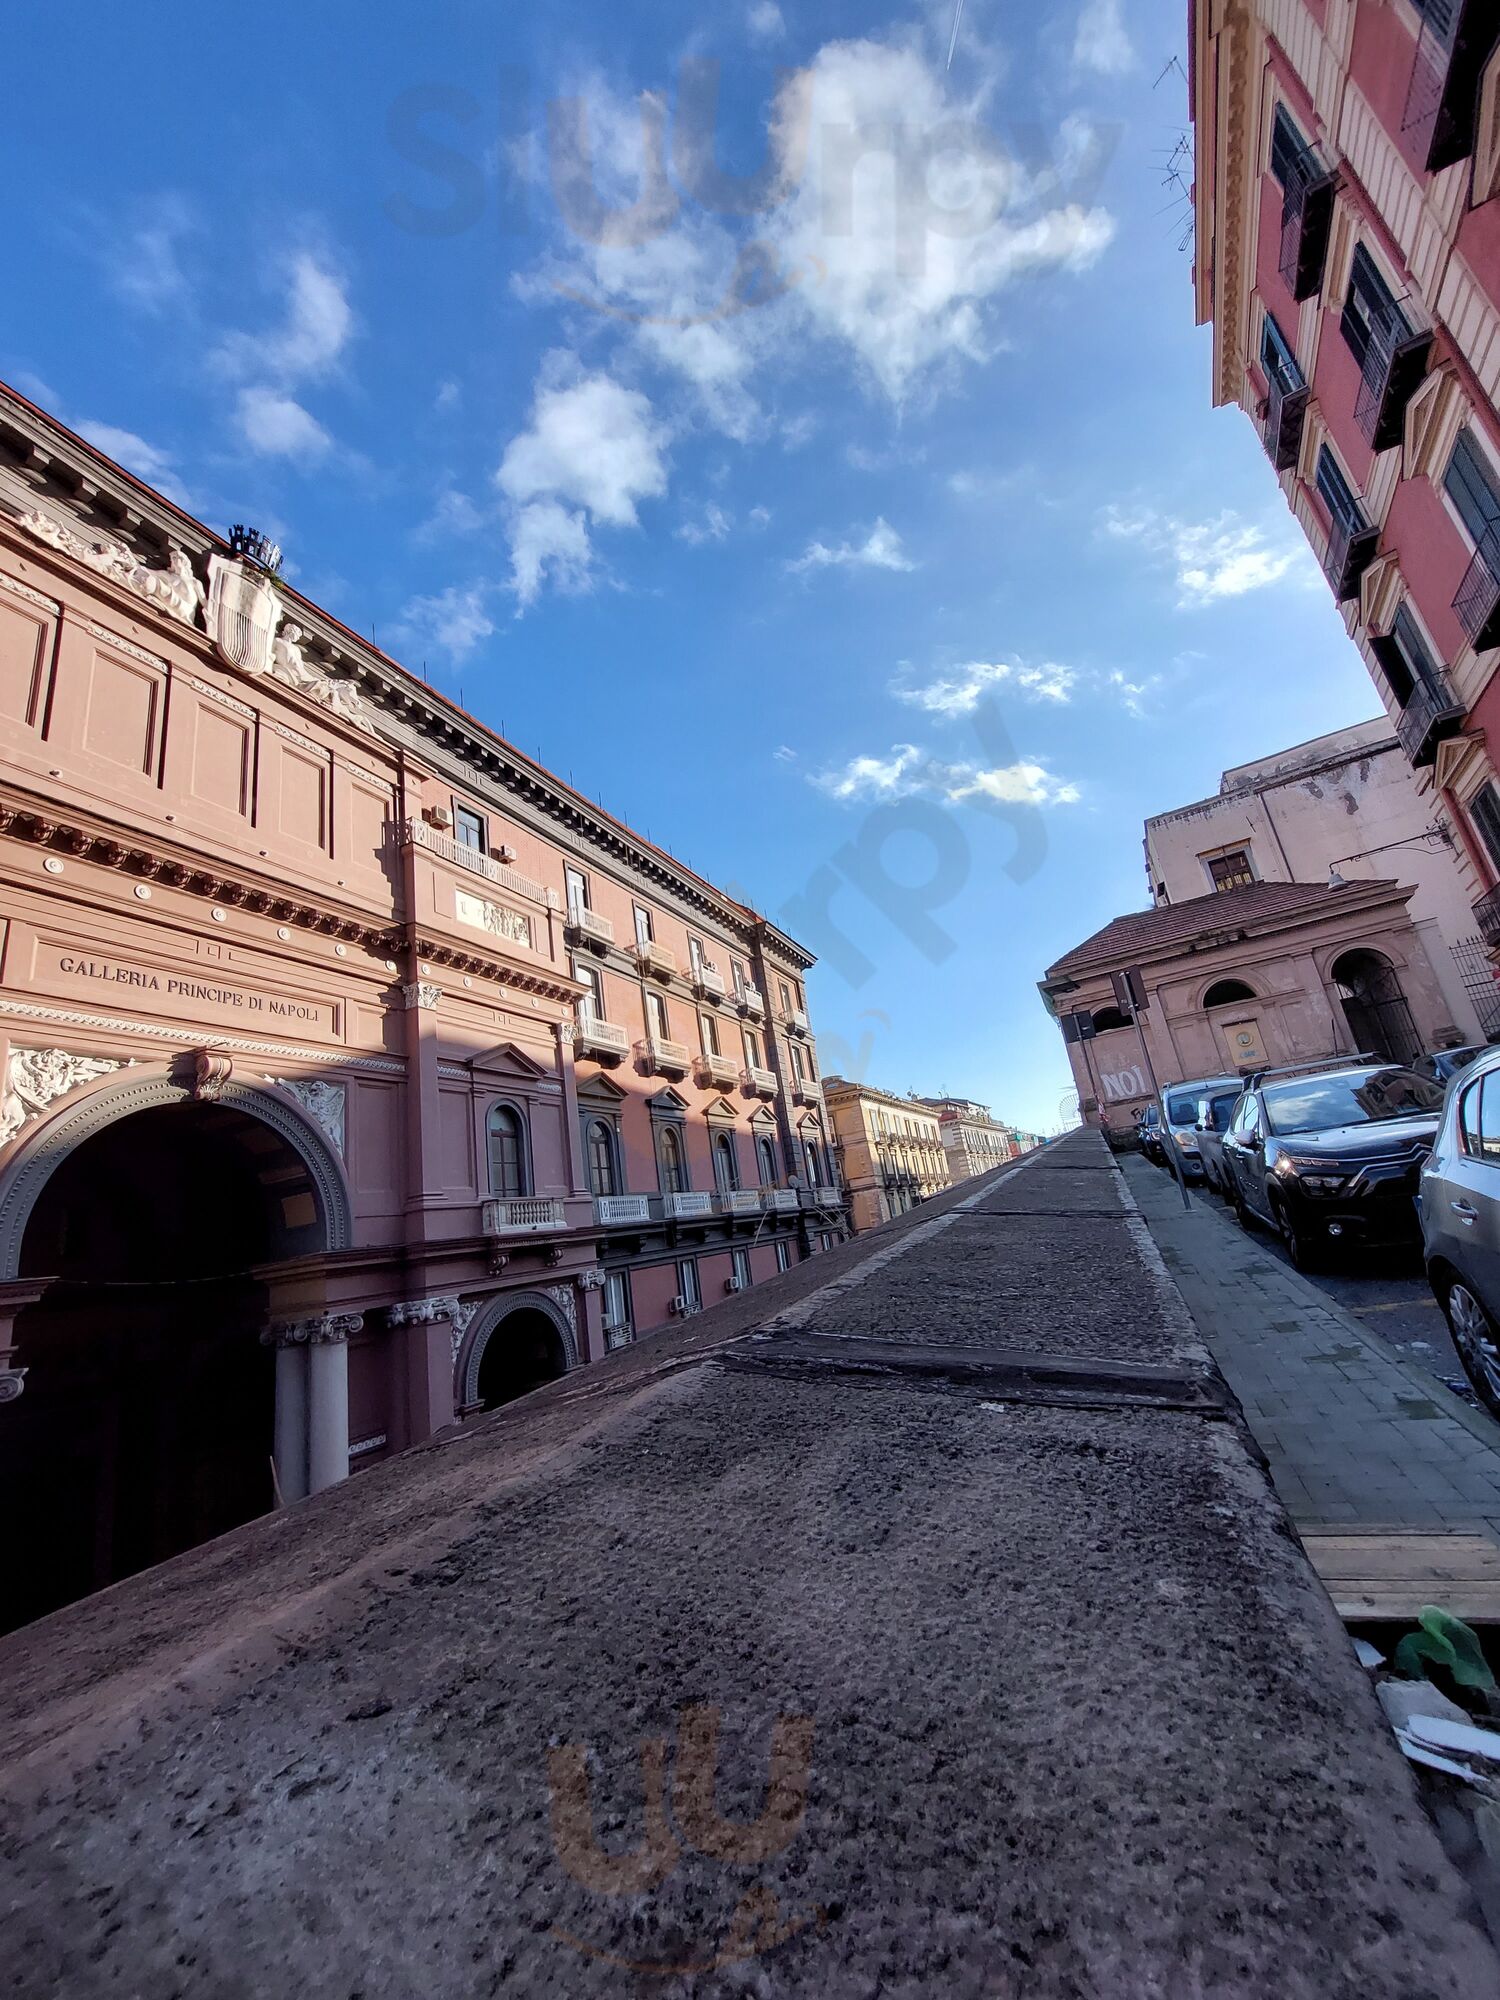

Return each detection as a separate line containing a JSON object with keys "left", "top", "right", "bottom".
{"left": 0, "top": 382, "right": 844, "bottom": 1632}
{"left": 1190, "top": 0, "right": 1500, "bottom": 947}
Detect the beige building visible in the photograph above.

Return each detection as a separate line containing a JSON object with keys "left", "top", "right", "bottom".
{"left": 1144, "top": 722, "right": 1493, "bottom": 1041}
{"left": 825, "top": 1081, "right": 950, "bottom": 1234}
{"left": 913, "top": 1097, "right": 1019, "bottom": 1183}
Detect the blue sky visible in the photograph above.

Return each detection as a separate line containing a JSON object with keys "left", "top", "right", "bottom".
{"left": 1, "top": 0, "right": 1381, "bottom": 1134}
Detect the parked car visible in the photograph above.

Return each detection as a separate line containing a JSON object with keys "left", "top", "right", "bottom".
{"left": 1194, "top": 1083, "right": 1246, "bottom": 1197}
{"left": 1162, "top": 1075, "right": 1243, "bottom": 1183}
{"left": 1419, "top": 1045, "right": 1500, "bottom": 1420}
{"left": 1219, "top": 1059, "right": 1444, "bottom": 1271}
{"left": 1136, "top": 1102, "right": 1165, "bottom": 1165}
{"left": 1411, "top": 1044, "right": 1489, "bottom": 1087}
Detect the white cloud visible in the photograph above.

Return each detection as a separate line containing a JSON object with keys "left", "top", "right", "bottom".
{"left": 676, "top": 501, "right": 733, "bottom": 545}
{"left": 392, "top": 585, "right": 495, "bottom": 662}
{"left": 218, "top": 253, "right": 354, "bottom": 383}
{"left": 748, "top": 1, "right": 785, "bottom": 41}
{"left": 108, "top": 197, "right": 196, "bottom": 317}
{"left": 810, "top": 742, "right": 1080, "bottom": 807}
{"left": 774, "top": 744, "right": 798, "bottom": 762}
{"left": 76, "top": 422, "right": 181, "bottom": 495}
{"left": 233, "top": 387, "right": 333, "bottom": 461}
{"left": 435, "top": 378, "right": 461, "bottom": 411}
{"left": 1103, "top": 504, "right": 1313, "bottom": 606}
{"left": 507, "top": 500, "right": 595, "bottom": 607}
{"left": 416, "top": 487, "right": 488, "bottom": 542}
{"left": 749, "top": 504, "right": 773, "bottom": 529}
{"left": 788, "top": 517, "right": 915, "bottom": 574}
{"left": 1107, "top": 668, "right": 1159, "bottom": 717}
{"left": 896, "top": 660, "right": 1077, "bottom": 714}
{"left": 1073, "top": 0, "right": 1136, "bottom": 76}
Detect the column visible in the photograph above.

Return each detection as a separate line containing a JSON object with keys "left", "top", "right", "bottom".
{"left": 308, "top": 1321, "right": 356, "bottom": 1495}
{"left": 273, "top": 1339, "right": 309, "bottom": 1502}
{"left": 556, "top": 1021, "right": 590, "bottom": 1198}
{"left": 387, "top": 1296, "right": 463, "bottom": 1440}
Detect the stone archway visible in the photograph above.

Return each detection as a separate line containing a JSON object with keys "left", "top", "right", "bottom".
{"left": 0, "top": 1064, "right": 354, "bottom": 1635}
{"left": 1330, "top": 949, "right": 1421, "bottom": 1066}
{"left": 458, "top": 1289, "right": 577, "bottom": 1413}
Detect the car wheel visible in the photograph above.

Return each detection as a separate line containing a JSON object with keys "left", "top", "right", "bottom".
{"left": 1230, "top": 1180, "right": 1253, "bottom": 1230}
{"left": 1445, "top": 1280, "right": 1500, "bottom": 1422}
{"left": 1272, "top": 1192, "right": 1322, "bottom": 1273}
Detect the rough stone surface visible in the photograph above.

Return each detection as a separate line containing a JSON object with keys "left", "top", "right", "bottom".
{"left": 0, "top": 1134, "right": 1495, "bottom": 1998}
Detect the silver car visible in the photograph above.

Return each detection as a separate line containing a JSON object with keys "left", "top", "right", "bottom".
{"left": 1194, "top": 1084, "right": 1246, "bottom": 1198}
{"left": 1420, "top": 1044, "right": 1500, "bottom": 1420}
{"left": 1162, "top": 1075, "right": 1243, "bottom": 1183}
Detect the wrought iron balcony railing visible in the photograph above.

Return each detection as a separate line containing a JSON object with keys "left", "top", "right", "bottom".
{"left": 1454, "top": 529, "right": 1500, "bottom": 654}
{"left": 1262, "top": 373, "right": 1310, "bottom": 472}
{"left": 1323, "top": 514, "right": 1380, "bottom": 602}
{"left": 1353, "top": 317, "right": 1433, "bottom": 453}
{"left": 1278, "top": 146, "right": 1337, "bottom": 301}
{"left": 1401, "top": 0, "right": 1497, "bottom": 174}
{"left": 1474, "top": 883, "right": 1500, "bottom": 951}
{"left": 1392, "top": 673, "right": 1465, "bottom": 769}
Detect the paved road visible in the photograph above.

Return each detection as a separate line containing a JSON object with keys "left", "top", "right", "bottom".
{"left": 1148, "top": 1161, "right": 1486, "bottom": 1411}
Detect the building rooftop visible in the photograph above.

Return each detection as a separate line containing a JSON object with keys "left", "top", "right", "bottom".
{"left": 1045, "top": 877, "right": 1403, "bottom": 981}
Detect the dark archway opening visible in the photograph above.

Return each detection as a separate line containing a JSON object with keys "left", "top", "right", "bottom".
{"left": 475, "top": 1308, "right": 568, "bottom": 1411}
{"left": 1203, "top": 979, "right": 1256, "bottom": 1009}
{"left": 1332, "top": 950, "right": 1421, "bottom": 1066}
{"left": 2, "top": 1103, "right": 295, "bottom": 1635}
{"left": 1091, "top": 1006, "right": 1131, "bottom": 1032}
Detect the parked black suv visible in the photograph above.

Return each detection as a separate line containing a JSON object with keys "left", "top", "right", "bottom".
{"left": 1219, "top": 1059, "right": 1445, "bottom": 1270}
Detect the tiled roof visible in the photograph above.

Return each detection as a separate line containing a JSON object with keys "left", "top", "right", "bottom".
{"left": 1044, "top": 878, "right": 1403, "bottom": 980}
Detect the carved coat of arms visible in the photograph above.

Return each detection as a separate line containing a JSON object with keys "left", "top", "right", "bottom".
{"left": 206, "top": 555, "right": 281, "bottom": 677}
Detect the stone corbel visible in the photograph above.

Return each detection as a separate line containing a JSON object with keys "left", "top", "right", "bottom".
{"left": 0, "top": 1368, "right": 27, "bottom": 1404}
{"left": 265, "top": 1313, "right": 364, "bottom": 1347}
{"left": 386, "top": 1295, "right": 478, "bottom": 1362}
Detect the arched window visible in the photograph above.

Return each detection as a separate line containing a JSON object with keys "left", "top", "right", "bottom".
{"left": 1203, "top": 979, "right": 1256, "bottom": 1009}
{"left": 587, "top": 1120, "right": 617, "bottom": 1197}
{"left": 1092, "top": 1006, "right": 1131, "bottom": 1032}
{"left": 756, "top": 1134, "right": 778, "bottom": 1186}
{"left": 713, "top": 1132, "right": 739, "bottom": 1193}
{"left": 487, "top": 1104, "right": 528, "bottom": 1197}
{"left": 659, "top": 1125, "right": 686, "bottom": 1194}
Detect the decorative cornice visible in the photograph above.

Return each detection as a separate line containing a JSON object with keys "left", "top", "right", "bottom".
{"left": 386, "top": 929, "right": 580, "bottom": 1004}
{"left": 0, "top": 997, "right": 407, "bottom": 1073}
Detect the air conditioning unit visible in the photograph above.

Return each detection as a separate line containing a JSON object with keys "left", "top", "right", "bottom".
{"left": 424, "top": 804, "right": 453, "bottom": 831}
{"left": 493, "top": 842, "right": 518, "bottom": 862}
{"left": 725, "top": 1276, "right": 745, "bottom": 1294}
{"left": 670, "top": 1295, "right": 689, "bottom": 1315}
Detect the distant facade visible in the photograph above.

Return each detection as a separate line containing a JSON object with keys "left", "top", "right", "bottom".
{"left": 825, "top": 1081, "right": 950, "bottom": 1233}
{"left": 913, "top": 1096, "right": 1021, "bottom": 1183}
{"left": 1041, "top": 876, "right": 1455, "bottom": 1144}
{"left": 1144, "top": 720, "right": 1494, "bottom": 1039}
{"left": 1190, "top": 0, "right": 1500, "bottom": 968}
{"left": 0, "top": 382, "right": 845, "bottom": 1632}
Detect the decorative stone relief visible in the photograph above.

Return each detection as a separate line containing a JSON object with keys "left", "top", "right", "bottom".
{"left": 267, "top": 621, "right": 376, "bottom": 735}
{"left": 402, "top": 982, "right": 442, "bottom": 1012}
{"left": 542, "top": 1284, "right": 579, "bottom": 1339}
{"left": 386, "top": 1295, "right": 476, "bottom": 1360}
{"left": 1, "top": 1048, "right": 126, "bottom": 1146}
{"left": 12, "top": 508, "right": 206, "bottom": 628}
{"left": 578, "top": 1268, "right": 607, "bottom": 1293}
{"left": 267, "top": 1077, "right": 347, "bottom": 1158}
{"left": 207, "top": 553, "right": 280, "bottom": 676}
{"left": 264, "top": 1313, "right": 363, "bottom": 1348}
{"left": 455, "top": 889, "right": 532, "bottom": 950}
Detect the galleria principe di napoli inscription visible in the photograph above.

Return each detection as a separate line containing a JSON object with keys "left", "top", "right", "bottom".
{"left": 45, "top": 950, "right": 334, "bottom": 1033}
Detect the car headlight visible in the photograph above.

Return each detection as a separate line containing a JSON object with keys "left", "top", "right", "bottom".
{"left": 1273, "top": 1153, "right": 1346, "bottom": 1189}
{"left": 1175, "top": 1133, "right": 1199, "bottom": 1153}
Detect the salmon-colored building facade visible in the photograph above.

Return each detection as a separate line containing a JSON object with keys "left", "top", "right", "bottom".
{"left": 1190, "top": 0, "right": 1500, "bottom": 951}
{"left": 0, "top": 383, "right": 844, "bottom": 1631}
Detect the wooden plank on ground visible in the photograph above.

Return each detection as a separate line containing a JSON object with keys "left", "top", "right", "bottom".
{"left": 1301, "top": 1531, "right": 1500, "bottom": 1623}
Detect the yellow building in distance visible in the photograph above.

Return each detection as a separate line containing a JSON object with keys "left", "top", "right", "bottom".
{"left": 824, "top": 1079, "right": 951, "bottom": 1234}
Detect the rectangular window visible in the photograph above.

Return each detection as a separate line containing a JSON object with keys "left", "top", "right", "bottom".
{"left": 1444, "top": 430, "right": 1500, "bottom": 551}
{"left": 1315, "top": 445, "right": 1363, "bottom": 533}
{"left": 634, "top": 905, "right": 654, "bottom": 948}
{"left": 779, "top": 980, "right": 793, "bottom": 1013}
{"left": 1469, "top": 783, "right": 1500, "bottom": 874}
{"left": 789, "top": 1040, "right": 807, "bottom": 1081}
{"left": 701, "top": 1013, "right": 720, "bottom": 1056}
{"left": 677, "top": 1258, "right": 701, "bottom": 1310}
{"left": 1206, "top": 849, "right": 1255, "bottom": 893}
{"left": 688, "top": 934, "right": 704, "bottom": 975}
{"left": 732, "top": 1247, "right": 752, "bottom": 1289}
{"left": 603, "top": 1271, "right": 633, "bottom": 1340}
{"left": 574, "top": 962, "right": 603, "bottom": 1023}
{"left": 1340, "top": 243, "right": 1407, "bottom": 371}
{"left": 454, "top": 803, "right": 486, "bottom": 852}
{"left": 1374, "top": 602, "right": 1442, "bottom": 708}
{"left": 775, "top": 1239, "right": 791, "bottom": 1273}
{"left": 647, "top": 991, "right": 670, "bottom": 1039}
{"left": 565, "top": 866, "right": 589, "bottom": 916}
{"left": 1269, "top": 103, "right": 1309, "bottom": 189}
{"left": 1259, "top": 313, "right": 1304, "bottom": 393}
{"left": 742, "top": 1027, "right": 762, "bottom": 1068}
{"left": 731, "top": 959, "right": 747, "bottom": 997}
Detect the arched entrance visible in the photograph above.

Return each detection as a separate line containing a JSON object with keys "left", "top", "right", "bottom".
{"left": 0, "top": 1072, "right": 350, "bottom": 1635}
{"left": 1331, "top": 949, "right": 1421, "bottom": 1065}
{"left": 475, "top": 1308, "right": 569, "bottom": 1410}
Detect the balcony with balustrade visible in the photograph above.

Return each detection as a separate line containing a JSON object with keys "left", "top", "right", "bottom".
{"left": 718, "top": 1190, "right": 762, "bottom": 1219}
{"left": 394, "top": 819, "right": 557, "bottom": 908}
{"left": 736, "top": 984, "right": 766, "bottom": 1021}
{"left": 594, "top": 1194, "right": 652, "bottom": 1227}
{"left": 1392, "top": 672, "right": 1465, "bottom": 769}
{"left": 693, "top": 1051, "right": 740, "bottom": 1092}
{"left": 640, "top": 1037, "right": 692, "bottom": 1079}
{"left": 742, "top": 1065, "right": 779, "bottom": 1099}
{"left": 792, "top": 1076, "right": 823, "bottom": 1107}
{"left": 482, "top": 1196, "right": 568, "bottom": 1237}
{"left": 1353, "top": 316, "right": 1432, "bottom": 454}
{"left": 1474, "top": 883, "right": 1500, "bottom": 951}
{"left": 663, "top": 1191, "right": 715, "bottom": 1221}
{"left": 565, "top": 906, "right": 614, "bottom": 954}
{"left": 1323, "top": 512, "right": 1379, "bottom": 603}
{"left": 1277, "top": 144, "right": 1336, "bottom": 301}
{"left": 692, "top": 964, "right": 727, "bottom": 1002}
{"left": 574, "top": 1016, "right": 631, "bottom": 1065}
{"left": 782, "top": 1007, "right": 811, "bottom": 1038}
{"left": 760, "top": 1187, "right": 800, "bottom": 1215}
{"left": 635, "top": 940, "right": 677, "bottom": 982}
{"left": 1261, "top": 371, "right": 1308, "bottom": 474}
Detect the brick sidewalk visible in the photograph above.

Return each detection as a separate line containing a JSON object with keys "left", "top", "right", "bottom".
{"left": 1121, "top": 1152, "right": 1500, "bottom": 1538}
